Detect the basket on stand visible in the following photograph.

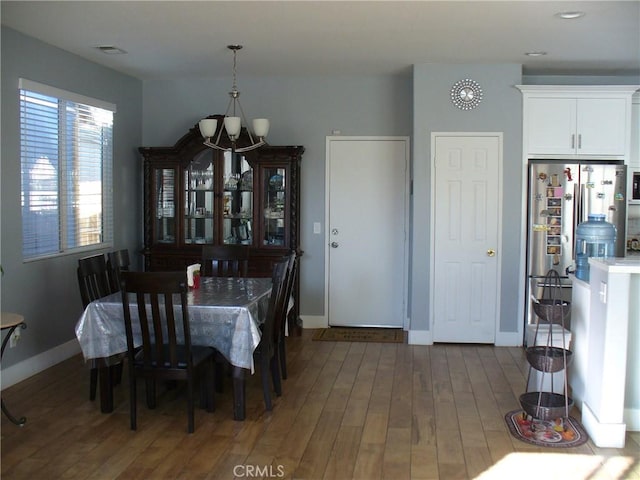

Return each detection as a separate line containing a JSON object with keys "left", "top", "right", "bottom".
{"left": 521, "top": 269, "right": 573, "bottom": 420}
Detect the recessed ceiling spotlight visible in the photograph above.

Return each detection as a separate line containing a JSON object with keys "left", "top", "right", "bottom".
{"left": 95, "top": 45, "right": 127, "bottom": 54}
{"left": 525, "top": 51, "right": 548, "bottom": 57}
{"left": 555, "top": 11, "right": 585, "bottom": 19}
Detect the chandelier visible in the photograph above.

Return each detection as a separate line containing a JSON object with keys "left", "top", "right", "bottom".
{"left": 199, "top": 45, "right": 269, "bottom": 153}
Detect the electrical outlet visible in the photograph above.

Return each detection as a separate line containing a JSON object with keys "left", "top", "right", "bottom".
{"left": 9, "top": 328, "right": 20, "bottom": 348}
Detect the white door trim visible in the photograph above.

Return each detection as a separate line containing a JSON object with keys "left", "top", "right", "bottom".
{"left": 325, "top": 136, "right": 410, "bottom": 330}
{"left": 429, "top": 132, "right": 504, "bottom": 342}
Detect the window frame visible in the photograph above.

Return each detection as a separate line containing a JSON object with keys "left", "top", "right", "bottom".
{"left": 19, "top": 78, "right": 116, "bottom": 261}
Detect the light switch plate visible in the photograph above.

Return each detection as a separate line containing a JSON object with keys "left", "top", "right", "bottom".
{"left": 313, "top": 222, "right": 321, "bottom": 234}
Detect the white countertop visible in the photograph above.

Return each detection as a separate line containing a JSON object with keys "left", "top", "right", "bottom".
{"left": 589, "top": 257, "right": 640, "bottom": 273}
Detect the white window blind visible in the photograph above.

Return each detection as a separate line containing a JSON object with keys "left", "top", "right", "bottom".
{"left": 19, "top": 79, "right": 115, "bottom": 260}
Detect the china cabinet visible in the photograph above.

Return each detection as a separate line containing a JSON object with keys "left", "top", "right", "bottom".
{"left": 517, "top": 85, "right": 638, "bottom": 158}
{"left": 139, "top": 116, "right": 304, "bottom": 327}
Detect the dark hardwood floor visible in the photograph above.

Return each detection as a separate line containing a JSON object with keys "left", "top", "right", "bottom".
{"left": 2, "top": 329, "right": 638, "bottom": 479}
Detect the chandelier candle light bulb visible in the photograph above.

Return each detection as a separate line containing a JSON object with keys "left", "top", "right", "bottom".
{"left": 252, "top": 118, "right": 270, "bottom": 138}
{"left": 199, "top": 118, "right": 218, "bottom": 139}
{"left": 224, "top": 116, "right": 242, "bottom": 139}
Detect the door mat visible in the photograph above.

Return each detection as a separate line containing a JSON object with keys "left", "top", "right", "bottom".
{"left": 312, "top": 327, "right": 405, "bottom": 343}
{"left": 505, "top": 410, "right": 589, "bottom": 448}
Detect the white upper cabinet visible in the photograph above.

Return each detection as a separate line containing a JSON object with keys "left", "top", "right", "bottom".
{"left": 518, "top": 85, "right": 639, "bottom": 159}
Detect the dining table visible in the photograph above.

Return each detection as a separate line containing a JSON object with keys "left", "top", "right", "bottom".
{"left": 75, "top": 276, "right": 272, "bottom": 421}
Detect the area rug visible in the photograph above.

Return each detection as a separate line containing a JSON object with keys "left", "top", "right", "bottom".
{"left": 312, "top": 327, "right": 404, "bottom": 343}
{"left": 505, "top": 410, "right": 589, "bottom": 448}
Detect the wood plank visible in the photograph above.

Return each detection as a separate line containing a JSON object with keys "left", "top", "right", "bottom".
{"left": 2, "top": 330, "right": 636, "bottom": 480}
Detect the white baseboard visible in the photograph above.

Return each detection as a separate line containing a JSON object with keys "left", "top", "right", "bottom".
{"left": 1, "top": 339, "right": 81, "bottom": 390}
{"left": 408, "top": 330, "right": 432, "bottom": 345}
{"left": 582, "top": 402, "right": 627, "bottom": 448}
{"left": 624, "top": 406, "right": 640, "bottom": 432}
{"left": 300, "top": 315, "right": 327, "bottom": 329}
{"left": 495, "top": 330, "right": 523, "bottom": 347}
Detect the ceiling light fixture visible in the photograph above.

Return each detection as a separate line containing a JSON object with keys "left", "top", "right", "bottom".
{"left": 199, "top": 45, "right": 269, "bottom": 153}
{"left": 95, "top": 45, "right": 127, "bottom": 55}
{"left": 555, "top": 11, "right": 585, "bottom": 19}
{"left": 525, "top": 51, "right": 548, "bottom": 57}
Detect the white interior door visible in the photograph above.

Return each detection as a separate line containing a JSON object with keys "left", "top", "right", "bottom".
{"left": 432, "top": 134, "right": 502, "bottom": 343}
{"left": 326, "top": 137, "right": 409, "bottom": 328}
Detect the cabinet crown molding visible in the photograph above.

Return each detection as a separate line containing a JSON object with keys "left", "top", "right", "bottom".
{"left": 516, "top": 85, "right": 640, "bottom": 96}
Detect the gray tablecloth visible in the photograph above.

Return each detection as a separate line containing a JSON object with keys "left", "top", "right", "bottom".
{"left": 75, "top": 277, "right": 272, "bottom": 372}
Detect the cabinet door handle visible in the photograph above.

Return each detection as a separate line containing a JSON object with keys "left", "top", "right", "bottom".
{"left": 578, "top": 134, "right": 582, "bottom": 149}
{"left": 571, "top": 134, "right": 575, "bottom": 149}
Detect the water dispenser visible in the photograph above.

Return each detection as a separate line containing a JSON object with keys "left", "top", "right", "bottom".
{"left": 575, "top": 213, "right": 616, "bottom": 281}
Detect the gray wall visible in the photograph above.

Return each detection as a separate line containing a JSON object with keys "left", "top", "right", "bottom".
{"left": 0, "top": 27, "right": 143, "bottom": 368}
{"left": 411, "top": 64, "right": 524, "bottom": 333}
{"left": 2, "top": 26, "right": 638, "bottom": 375}
{"left": 141, "top": 75, "right": 413, "bottom": 315}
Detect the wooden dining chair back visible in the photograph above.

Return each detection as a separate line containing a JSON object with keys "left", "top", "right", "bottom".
{"left": 77, "top": 254, "right": 114, "bottom": 309}
{"left": 201, "top": 245, "right": 249, "bottom": 277}
{"left": 277, "top": 252, "right": 297, "bottom": 380}
{"left": 77, "top": 253, "right": 119, "bottom": 401}
{"left": 107, "top": 248, "right": 130, "bottom": 293}
{"left": 253, "top": 258, "right": 289, "bottom": 411}
{"left": 119, "top": 271, "right": 215, "bottom": 433}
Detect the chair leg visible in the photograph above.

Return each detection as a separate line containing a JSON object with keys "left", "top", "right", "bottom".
{"left": 279, "top": 339, "right": 287, "bottom": 380}
{"left": 112, "top": 361, "right": 123, "bottom": 386}
{"left": 270, "top": 356, "right": 282, "bottom": 397}
{"left": 260, "top": 357, "right": 272, "bottom": 411}
{"left": 89, "top": 367, "right": 98, "bottom": 400}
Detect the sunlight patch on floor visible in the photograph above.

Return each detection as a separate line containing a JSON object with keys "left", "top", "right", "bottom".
{"left": 475, "top": 452, "right": 637, "bottom": 479}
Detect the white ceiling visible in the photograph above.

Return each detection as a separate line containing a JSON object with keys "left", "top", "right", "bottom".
{"left": 2, "top": 1, "right": 639, "bottom": 81}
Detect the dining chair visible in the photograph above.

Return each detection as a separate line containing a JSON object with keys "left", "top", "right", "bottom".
{"left": 277, "top": 252, "right": 297, "bottom": 380}
{"left": 119, "top": 271, "right": 215, "bottom": 433}
{"left": 201, "top": 244, "right": 250, "bottom": 390}
{"left": 77, "top": 253, "right": 122, "bottom": 401}
{"left": 253, "top": 258, "right": 289, "bottom": 411}
{"left": 106, "top": 248, "right": 130, "bottom": 293}
{"left": 201, "top": 245, "right": 249, "bottom": 277}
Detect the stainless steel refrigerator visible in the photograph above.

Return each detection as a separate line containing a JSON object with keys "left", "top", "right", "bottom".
{"left": 525, "top": 160, "right": 627, "bottom": 330}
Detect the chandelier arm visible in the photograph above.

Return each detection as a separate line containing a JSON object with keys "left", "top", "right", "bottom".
{"left": 213, "top": 97, "right": 236, "bottom": 146}
{"left": 235, "top": 98, "right": 257, "bottom": 145}
{"left": 203, "top": 138, "right": 265, "bottom": 153}
{"left": 233, "top": 140, "right": 266, "bottom": 153}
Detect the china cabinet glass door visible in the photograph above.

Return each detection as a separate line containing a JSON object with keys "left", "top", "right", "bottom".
{"left": 184, "top": 150, "right": 215, "bottom": 245}
{"left": 262, "top": 166, "right": 287, "bottom": 246}
{"left": 154, "top": 167, "right": 177, "bottom": 244}
{"left": 222, "top": 151, "right": 253, "bottom": 245}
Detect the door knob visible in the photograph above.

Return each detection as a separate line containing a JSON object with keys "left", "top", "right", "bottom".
{"left": 487, "top": 249, "right": 495, "bottom": 257}
{"left": 331, "top": 242, "right": 339, "bottom": 248}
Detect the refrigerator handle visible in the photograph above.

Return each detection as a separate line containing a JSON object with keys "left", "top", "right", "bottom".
{"left": 571, "top": 182, "right": 580, "bottom": 262}
{"left": 578, "top": 183, "right": 585, "bottom": 225}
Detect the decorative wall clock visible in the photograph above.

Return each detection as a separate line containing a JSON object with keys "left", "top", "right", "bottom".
{"left": 450, "top": 79, "right": 483, "bottom": 110}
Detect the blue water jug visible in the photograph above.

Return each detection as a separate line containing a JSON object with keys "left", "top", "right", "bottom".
{"left": 575, "top": 253, "right": 589, "bottom": 281}
{"left": 575, "top": 214, "right": 616, "bottom": 281}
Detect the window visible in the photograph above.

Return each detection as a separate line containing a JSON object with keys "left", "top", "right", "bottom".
{"left": 19, "top": 79, "right": 115, "bottom": 260}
